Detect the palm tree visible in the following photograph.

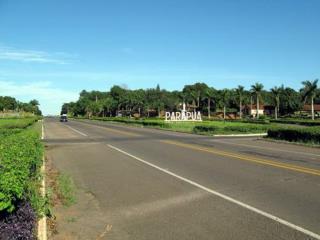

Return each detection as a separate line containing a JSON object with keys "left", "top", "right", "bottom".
{"left": 202, "top": 87, "right": 215, "bottom": 119}
{"left": 217, "top": 89, "right": 230, "bottom": 120}
{"left": 250, "top": 83, "right": 264, "bottom": 119}
{"left": 236, "top": 85, "right": 245, "bottom": 119}
{"left": 271, "top": 87, "right": 281, "bottom": 120}
{"left": 301, "top": 79, "right": 318, "bottom": 120}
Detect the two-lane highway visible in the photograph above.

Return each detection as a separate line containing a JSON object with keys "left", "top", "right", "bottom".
{"left": 44, "top": 118, "right": 320, "bottom": 240}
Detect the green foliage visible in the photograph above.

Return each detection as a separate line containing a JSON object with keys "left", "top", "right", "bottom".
{"left": 267, "top": 127, "right": 320, "bottom": 144}
{"left": 270, "top": 118, "right": 320, "bottom": 126}
{"left": 0, "top": 129, "right": 43, "bottom": 212}
{"left": 0, "top": 117, "right": 38, "bottom": 130}
{"left": 193, "top": 125, "right": 218, "bottom": 133}
{"left": 0, "top": 96, "right": 42, "bottom": 115}
{"left": 63, "top": 81, "right": 320, "bottom": 120}
{"left": 223, "top": 125, "right": 269, "bottom": 133}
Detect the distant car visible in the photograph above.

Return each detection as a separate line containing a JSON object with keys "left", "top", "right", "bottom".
{"left": 60, "top": 115, "right": 68, "bottom": 122}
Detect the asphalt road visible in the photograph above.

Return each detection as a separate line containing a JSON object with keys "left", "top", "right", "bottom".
{"left": 44, "top": 118, "right": 320, "bottom": 240}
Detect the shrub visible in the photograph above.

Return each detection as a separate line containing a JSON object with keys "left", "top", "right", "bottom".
{"left": 223, "top": 125, "right": 269, "bottom": 133}
{"left": 270, "top": 119, "right": 320, "bottom": 126}
{"left": 0, "top": 118, "right": 38, "bottom": 130}
{"left": 267, "top": 127, "right": 320, "bottom": 144}
{"left": 0, "top": 130, "right": 43, "bottom": 212}
{"left": 193, "top": 125, "right": 219, "bottom": 134}
{"left": 0, "top": 200, "right": 36, "bottom": 240}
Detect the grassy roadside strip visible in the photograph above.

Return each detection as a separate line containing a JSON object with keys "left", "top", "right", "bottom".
{"left": 0, "top": 117, "right": 45, "bottom": 239}
{"left": 76, "top": 116, "right": 275, "bottom": 135}
{"left": 267, "top": 126, "right": 320, "bottom": 145}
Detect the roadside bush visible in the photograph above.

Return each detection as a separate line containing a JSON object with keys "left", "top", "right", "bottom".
{"left": 0, "top": 130, "right": 43, "bottom": 212}
{"left": 0, "top": 129, "right": 22, "bottom": 137}
{"left": 193, "top": 125, "right": 219, "bottom": 134}
{"left": 0, "top": 200, "right": 36, "bottom": 240}
{"left": 267, "top": 127, "right": 320, "bottom": 144}
{"left": 270, "top": 119, "right": 320, "bottom": 126}
{"left": 228, "top": 118, "right": 270, "bottom": 124}
{"left": 223, "top": 125, "right": 269, "bottom": 133}
{"left": 0, "top": 117, "right": 38, "bottom": 130}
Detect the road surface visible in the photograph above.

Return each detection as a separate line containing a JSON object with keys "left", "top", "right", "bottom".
{"left": 44, "top": 118, "right": 320, "bottom": 240}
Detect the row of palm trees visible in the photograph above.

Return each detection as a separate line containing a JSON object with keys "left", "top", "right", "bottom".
{"left": 239, "top": 79, "right": 318, "bottom": 120}
{"left": 248, "top": 79, "right": 318, "bottom": 120}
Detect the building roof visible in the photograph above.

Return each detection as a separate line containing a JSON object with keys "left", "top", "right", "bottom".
{"left": 303, "top": 104, "right": 320, "bottom": 111}
{"left": 244, "top": 104, "right": 266, "bottom": 110}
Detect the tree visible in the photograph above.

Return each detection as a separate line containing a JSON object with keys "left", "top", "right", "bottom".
{"left": 217, "top": 89, "right": 230, "bottom": 119}
{"left": 101, "top": 97, "right": 115, "bottom": 117}
{"left": 86, "top": 101, "right": 102, "bottom": 118}
{"left": 270, "top": 87, "right": 281, "bottom": 119}
{"left": 235, "top": 85, "right": 245, "bottom": 119}
{"left": 301, "top": 79, "right": 318, "bottom": 120}
{"left": 182, "top": 82, "right": 208, "bottom": 110}
{"left": 0, "top": 96, "right": 17, "bottom": 111}
{"left": 250, "top": 83, "right": 264, "bottom": 119}
{"left": 110, "top": 85, "right": 126, "bottom": 113}
{"left": 202, "top": 87, "right": 215, "bottom": 119}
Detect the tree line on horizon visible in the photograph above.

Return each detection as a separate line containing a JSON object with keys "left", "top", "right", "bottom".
{"left": 0, "top": 96, "right": 42, "bottom": 116}
{"left": 62, "top": 79, "right": 319, "bottom": 120}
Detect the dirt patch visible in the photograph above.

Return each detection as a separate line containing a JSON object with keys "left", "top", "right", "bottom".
{"left": 45, "top": 147, "right": 113, "bottom": 240}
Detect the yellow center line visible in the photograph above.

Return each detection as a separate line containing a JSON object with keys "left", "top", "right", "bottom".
{"left": 160, "top": 140, "right": 320, "bottom": 176}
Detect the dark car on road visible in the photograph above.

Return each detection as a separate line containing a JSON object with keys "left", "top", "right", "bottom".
{"left": 60, "top": 114, "right": 68, "bottom": 122}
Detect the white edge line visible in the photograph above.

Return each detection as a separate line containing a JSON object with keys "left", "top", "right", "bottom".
{"left": 65, "top": 125, "right": 88, "bottom": 137}
{"left": 107, "top": 144, "right": 320, "bottom": 240}
{"left": 41, "top": 119, "right": 45, "bottom": 140}
{"left": 38, "top": 120, "right": 47, "bottom": 240}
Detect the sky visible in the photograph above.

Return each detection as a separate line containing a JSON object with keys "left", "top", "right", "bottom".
{"left": 0, "top": 0, "right": 319, "bottom": 115}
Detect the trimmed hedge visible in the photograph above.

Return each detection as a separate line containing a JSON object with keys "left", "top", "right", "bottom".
{"left": 223, "top": 125, "right": 269, "bottom": 133}
{"left": 90, "top": 117, "right": 169, "bottom": 128}
{"left": 270, "top": 119, "right": 320, "bottom": 126}
{"left": 267, "top": 127, "right": 320, "bottom": 144}
{"left": 193, "top": 125, "right": 218, "bottom": 133}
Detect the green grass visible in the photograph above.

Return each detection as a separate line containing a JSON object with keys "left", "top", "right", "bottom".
{"left": 57, "top": 174, "right": 76, "bottom": 207}
{"left": 0, "top": 117, "right": 38, "bottom": 129}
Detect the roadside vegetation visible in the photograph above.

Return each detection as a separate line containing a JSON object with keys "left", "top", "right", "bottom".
{"left": 0, "top": 116, "right": 44, "bottom": 239}
{"left": 62, "top": 80, "right": 319, "bottom": 120}
{"left": 267, "top": 127, "right": 320, "bottom": 145}
{"left": 63, "top": 80, "right": 319, "bottom": 144}
{"left": 0, "top": 97, "right": 42, "bottom": 116}
{"left": 57, "top": 174, "right": 76, "bottom": 207}
{"left": 82, "top": 116, "right": 273, "bottom": 135}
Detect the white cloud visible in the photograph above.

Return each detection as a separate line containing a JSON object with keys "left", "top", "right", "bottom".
{"left": 0, "top": 80, "right": 79, "bottom": 115}
{"left": 0, "top": 45, "right": 74, "bottom": 64}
